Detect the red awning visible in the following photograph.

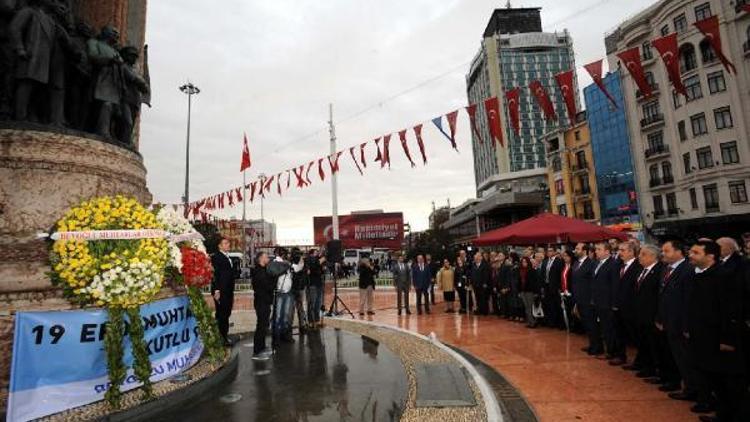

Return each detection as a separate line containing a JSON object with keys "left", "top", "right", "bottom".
{"left": 474, "top": 213, "right": 629, "bottom": 246}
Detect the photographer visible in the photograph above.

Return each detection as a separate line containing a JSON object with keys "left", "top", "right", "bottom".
{"left": 272, "top": 247, "right": 295, "bottom": 344}
{"left": 289, "top": 247, "right": 308, "bottom": 334}
{"left": 250, "top": 252, "right": 273, "bottom": 360}
{"left": 305, "top": 249, "right": 326, "bottom": 329}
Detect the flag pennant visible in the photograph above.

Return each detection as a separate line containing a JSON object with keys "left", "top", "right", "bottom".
{"left": 318, "top": 158, "right": 326, "bottom": 181}
{"left": 293, "top": 165, "right": 307, "bottom": 187}
{"left": 276, "top": 172, "right": 282, "bottom": 196}
{"left": 373, "top": 137, "right": 383, "bottom": 163}
{"left": 617, "top": 46, "right": 654, "bottom": 99}
{"left": 583, "top": 59, "right": 617, "bottom": 108}
{"left": 263, "top": 175, "right": 274, "bottom": 195}
{"left": 431, "top": 116, "right": 456, "bottom": 149}
{"left": 350, "top": 146, "right": 363, "bottom": 175}
{"left": 249, "top": 181, "right": 257, "bottom": 202}
{"left": 554, "top": 70, "right": 578, "bottom": 125}
{"left": 529, "top": 80, "right": 558, "bottom": 121}
{"left": 329, "top": 151, "right": 344, "bottom": 173}
{"left": 285, "top": 169, "right": 291, "bottom": 189}
{"left": 651, "top": 33, "right": 687, "bottom": 97}
{"left": 227, "top": 190, "right": 235, "bottom": 207}
{"left": 505, "top": 88, "right": 521, "bottom": 135}
{"left": 235, "top": 187, "right": 243, "bottom": 202}
{"left": 398, "top": 129, "right": 416, "bottom": 168}
{"left": 305, "top": 160, "right": 315, "bottom": 185}
{"left": 382, "top": 134, "right": 391, "bottom": 169}
{"left": 359, "top": 142, "right": 368, "bottom": 168}
{"left": 240, "top": 133, "right": 252, "bottom": 172}
{"left": 218, "top": 192, "right": 226, "bottom": 209}
{"left": 483, "top": 96, "right": 505, "bottom": 147}
{"left": 465, "top": 104, "right": 483, "bottom": 144}
{"left": 200, "top": 212, "right": 207, "bottom": 223}
{"left": 446, "top": 110, "right": 459, "bottom": 149}
{"left": 694, "top": 15, "right": 736, "bottom": 74}
{"left": 413, "top": 124, "right": 427, "bottom": 164}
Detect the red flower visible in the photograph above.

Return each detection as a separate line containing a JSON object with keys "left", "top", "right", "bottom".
{"left": 180, "top": 247, "right": 214, "bottom": 287}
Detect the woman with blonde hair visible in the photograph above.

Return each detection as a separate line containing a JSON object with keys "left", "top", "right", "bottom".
{"left": 437, "top": 258, "right": 456, "bottom": 312}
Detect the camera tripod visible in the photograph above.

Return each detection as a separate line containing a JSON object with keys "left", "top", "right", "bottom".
{"left": 326, "top": 263, "right": 354, "bottom": 319}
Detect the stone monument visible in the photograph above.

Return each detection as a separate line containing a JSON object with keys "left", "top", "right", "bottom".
{"left": 0, "top": 0, "right": 150, "bottom": 411}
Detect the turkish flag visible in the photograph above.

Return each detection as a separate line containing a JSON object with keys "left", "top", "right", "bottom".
{"left": 446, "top": 110, "right": 458, "bottom": 147}
{"left": 240, "top": 133, "right": 252, "bottom": 172}
{"left": 318, "top": 158, "right": 326, "bottom": 181}
{"left": 263, "top": 175, "right": 274, "bottom": 195}
{"left": 505, "top": 88, "right": 521, "bottom": 135}
{"left": 359, "top": 142, "right": 368, "bottom": 168}
{"left": 652, "top": 33, "right": 686, "bottom": 96}
{"left": 305, "top": 160, "right": 315, "bottom": 185}
{"left": 328, "top": 151, "right": 343, "bottom": 173}
{"left": 694, "top": 15, "right": 736, "bottom": 74}
{"left": 349, "top": 147, "right": 363, "bottom": 175}
{"left": 529, "top": 81, "right": 557, "bottom": 121}
{"left": 555, "top": 70, "right": 578, "bottom": 125}
{"left": 227, "top": 190, "right": 235, "bottom": 207}
{"left": 218, "top": 192, "right": 225, "bottom": 209}
{"left": 382, "top": 134, "right": 391, "bottom": 169}
{"left": 483, "top": 97, "right": 504, "bottom": 147}
{"left": 248, "top": 182, "right": 257, "bottom": 202}
{"left": 617, "top": 46, "right": 654, "bottom": 98}
{"left": 276, "top": 172, "right": 283, "bottom": 196}
{"left": 398, "top": 129, "right": 416, "bottom": 168}
{"left": 583, "top": 59, "right": 617, "bottom": 108}
{"left": 373, "top": 137, "right": 383, "bottom": 163}
{"left": 293, "top": 165, "right": 307, "bottom": 187}
{"left": 413, "top": 124, "right": 427, "bottom": 165}
{"left": 235, "top": 187, "right": 242, "bottom": 202}
{"left": 465, "top": 104, "right": 483, "bottom": 144}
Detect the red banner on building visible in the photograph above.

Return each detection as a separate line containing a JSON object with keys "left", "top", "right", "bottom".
{"left": 313, "top": 212, "right": 404, "bottom": 249}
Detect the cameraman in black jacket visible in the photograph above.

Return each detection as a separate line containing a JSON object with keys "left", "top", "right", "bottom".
{"left": 251, "top": 252, "right": 274, "bottom": 360}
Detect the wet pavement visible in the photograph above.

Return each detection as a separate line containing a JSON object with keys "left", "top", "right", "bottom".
{"left": 156, "top": 327, "right": 407, "bottom": 422}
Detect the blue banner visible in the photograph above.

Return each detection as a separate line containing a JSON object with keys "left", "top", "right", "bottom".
{"left": 7, "top": 296, "right": 204, "bottom": 422}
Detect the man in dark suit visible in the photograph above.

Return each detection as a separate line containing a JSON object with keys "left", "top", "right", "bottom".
{"left": 628, "top": 244, "right": 664, "bottom": 378}
{"left": 471, "top": 251, "right": 492, "bottom": 315}
{"left": 591, "top": 242, "right": 620, "bottom": 359}
{"left": 412, "top": 254, "right": 431, "bottom": 314}
{"left": 211, "top": 237, "right": 236, "bottom": 346}
{"left": 687, "top": 240, "right": 745, "bottom": 421}
{"left": 656, "top": 239, "right": 696, "bottom": 396}
{"left": 610, "top": 240, "right": 642, "bottom": 366}
{"left": 391, "top": 253, "right": 412, "bottom": 315}
{"left": 572, "top": 243, "right": 598, "bottom": 354}
{"left": 542, "top": 246, "right": 565, "bottom": 329}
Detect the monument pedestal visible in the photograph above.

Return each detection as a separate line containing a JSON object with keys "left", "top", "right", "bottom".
{"left": 0, "top": 126, "right": 152, "bottom": 409}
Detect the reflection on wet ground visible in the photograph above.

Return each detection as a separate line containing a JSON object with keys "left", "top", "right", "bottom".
{"left": 157, "top": 328, "right": 407, "bottom": 422}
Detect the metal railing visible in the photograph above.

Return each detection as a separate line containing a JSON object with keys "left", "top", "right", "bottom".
{"left": 641, "top": 113, "right": 664, "bottom": 128}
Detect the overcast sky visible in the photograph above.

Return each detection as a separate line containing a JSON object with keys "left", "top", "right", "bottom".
{"left": 140, "top": 0, "right": 654, "bottom": 244}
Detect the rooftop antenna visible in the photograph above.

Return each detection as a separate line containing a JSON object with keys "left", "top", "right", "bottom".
{"left": 505, "top": 0, "right": 512, "bottom": 9}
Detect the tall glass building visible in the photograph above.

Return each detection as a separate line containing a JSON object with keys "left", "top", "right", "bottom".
{"left": 584, "top": 70, "right": 640, "bottom": 227}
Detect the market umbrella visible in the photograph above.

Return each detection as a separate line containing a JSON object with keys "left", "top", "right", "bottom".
{"left": 474, "top": 213, "right": 628, "bottom": 246}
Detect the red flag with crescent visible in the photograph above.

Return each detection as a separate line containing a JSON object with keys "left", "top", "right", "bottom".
{"left": 263, "top": 175, "right": 274, "bottom": 194}
{"left": 248, "top": 181, "right": 257, "bottom": 202}
{"left": 218, "top": 192, "right": 225, "bottom": 209}
{"left": 583, "top": 59, "right": 617, "bottom": 108}
{"left": 413, "top": 124, "right": 427, "bottom": 165}
{"left": 293, "top": 165, "right": 307, "bottom": 187}
{"left": 483, "top": 97, "right": 504, "bottom": 147}
{"left": 694, "top": 15, "right": 736, "bottom": 74}
{"left": 240, "top": 133, "right": 252, "bottom": 172}
{"left": 529, "top": 80, "right": 557, "bottom": 121}
{"left": 398, "top": 129, "right": 416, "bottom": 168}
{"left": 285, "top": 169, "right": 291, "bottom": 189}
{"left": 349, "top": 146, "right": 363, "bottom": 175}
{"left": 373, "top": 137, "right": 383, "bottom": 164}
{"left": 276, "top": 172, "right": 282, "bottom": 196}
{"left": 617, "top": 46, "right": 654, "bottom": 98}
{"left": 359, "top": 142, "right": 368, "bottom": 168}
{"left": 382, "top": 134, "right": 391, "bottom": 169}
{"left": 446, "top": 110, "right": 458, "bottom": 147}
{"left": 465, "top": 104, "right": 483, "bottom": 144}
{"left": 505, "top": 88, "right": 521, "bottom": 135}
{"left": 305, "top": 160, "right": 315, "bottom": 185}
{"left": 227, "top": 190, "right": 235, "bottom": 207}
{"left": 235, "top": 187, "right": 243, "bottom": 202}
{"left": 555, "top": 70, "right": 578, "bottom": 125}
{"left": 651, "top": 33, "right": 686, "bottom": 96}
{"left": 328, "top": 151, "right": 343, "bottom": 173}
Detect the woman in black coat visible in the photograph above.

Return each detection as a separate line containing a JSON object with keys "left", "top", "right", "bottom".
{"left": 519, "top": 256, "right": 540, "bottom": 328}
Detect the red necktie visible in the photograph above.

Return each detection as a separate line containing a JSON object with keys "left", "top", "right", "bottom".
{"left": 663, "top": 267, "right": 673, "bottom": 285}
{"left": 620, "top": 265, "right": 626, "bottom": 278}
{"left": 636, "top": 268, "right": 648, "bottom": 290}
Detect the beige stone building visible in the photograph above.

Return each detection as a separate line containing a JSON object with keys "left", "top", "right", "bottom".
{"left": 606, "top": 0, "right": 750, "bottom": 239}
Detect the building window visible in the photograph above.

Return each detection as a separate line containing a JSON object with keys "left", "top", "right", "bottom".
{"left": 678, "top": 120, "right": 687, "bottom": 141}
{"left": 642, "top": 101, "right": 660, "bottom": 119}
{"left": 697, "top": 146, "right": 714, "bottom": 169}
{"left": 557, "top": 204, "right": 568, "bottom": 216}
{"left": 662, "top": 162, "right": 673, "bottom": 183}
{"left": 649, "top": 164, "right": 660, "bottom": 182}
{"left": 674, "top": 14, "right": 688, "bottom": 33}
{"left": 579, "top": 175, "right": 591, "bottom": 193}
{"left": 666, "top": 192, "right": 678, "bottom": 214}
{"left": 703, "top": 184, "right": 720, "bottom": 211}
{"left": 679, "top": 43, "right": 697, "bottom": 73}
{"left": 729, "top": 181, "right": 748, "bottom": 204}
{"left": 647, "top": 131, "right": 664, "bottom": 150}
{"left": 691, "top": 113, "right": 708, "bottom": 136}
{"left": 554, "top": 178, "right": 565, "bottom": 194}
{"left": 694, "top": 2, "right": 712, "bottom": 21}
{"left": 714, "top": 107, "right": 733, "bottom": 130}
{"left": 673, "top": 91, "right": 682, "bottom": 109}
{"left": 707, "top": 71, "right": 726, "bottom": 94}
{"left": 552, "top": 156, "right": 562, "bottom": 172}
{"left": 575, "top": 150, "right": 587, "bottom": 168}
{"left": 574, "top": 130, "right": 581, "bottom": 141}
{"left": 660, "top": 25, "right": 670, "bottom": 36}
{"left": 653, "top": 195, "right": 664, "bottom": 217}
{"left": 689, "top": 188, "right": 698, "bottom": 209}
{"left": 683, "top": 152, "right": 692, "bottom": 174}
{"left": 700, "top": 39, "right": 716, "bottom": 64}
{"left": 582, "top": 201, "right": 594, "bottom": 220}
{"left": 720, "top": 141, "right": 740, "bottom": 164}
{"left": 642, "top": 41, "right": 653, "bottom": 60}
{"left": 684, "top": 75, "right": 702, "bottom": 101}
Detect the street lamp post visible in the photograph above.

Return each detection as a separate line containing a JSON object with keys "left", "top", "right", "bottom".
{"left": 179, "top": 82, "right": 200, "bottom": 208}
{"left": 258, "top": 172, "right": 266, "bottom": 245}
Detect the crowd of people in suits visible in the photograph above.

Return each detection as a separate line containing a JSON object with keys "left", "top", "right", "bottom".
{"left": 390, "top": 237, "right": 748, "bottom": 422}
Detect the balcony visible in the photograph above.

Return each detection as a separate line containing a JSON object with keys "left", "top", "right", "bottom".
{"left": 644, "top": 144, "right": 670, "bottom": 159}
{"left": 571, "top": 162, "right": 589, "bottom": 174}
{"left": 649, "top": 178, "right": 662, "bottom": 188}
{"left": 641, "top": 113, "right": 664, "bottom": 129}
{"left": 573, "top": 188, "right": 592, "bottom": 199}
{"left": 667, "top": 208, "right": 679, "bottom": 217}
{"left": 662, "top": 175, "right": 674, "bottom": 185}
{"left": 706, "top": 204, "right": 720, "bottom": 213}
{"left": 636, "top": 83, "right": 659, "bottom": 100}
{"left": 653, "top": 211, "right": 666, "bottom": 220}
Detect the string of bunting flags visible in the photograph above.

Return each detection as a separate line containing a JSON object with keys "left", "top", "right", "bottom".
{"left": 184, "top": 11, "right": 745, "bottom": 223}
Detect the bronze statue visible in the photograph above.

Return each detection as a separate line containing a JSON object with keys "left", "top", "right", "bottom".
{"left": 0, "top": 0, "right": 18, "bottom": 120}
{"left": 87, "top": 25, "right": 123, "bottom": 139}
{"left": 117, "top": 45, "right": 149, "bottom": 145}
{"left": 65, "top": 19, "right": 93, "bottom": 130}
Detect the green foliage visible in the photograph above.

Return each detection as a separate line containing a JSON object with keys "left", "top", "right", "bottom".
{"left": 126, "top": 306, "right": 154, "bottom": 400}
{"left": 186, "top": 286, "right": 225, "bottom": 363}
{"left": 104, "top": 307, "right": 126, "bottom": 409}
{"left": 405, "top": 227, "right": 456, "bottom": 262}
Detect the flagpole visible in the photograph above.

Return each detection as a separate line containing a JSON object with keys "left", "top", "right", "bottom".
{"left": 329, "top": 103, "right": 339, "bottom": 241}
{"left": 242, "top": 169, "right": 247, "bottom": 270}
